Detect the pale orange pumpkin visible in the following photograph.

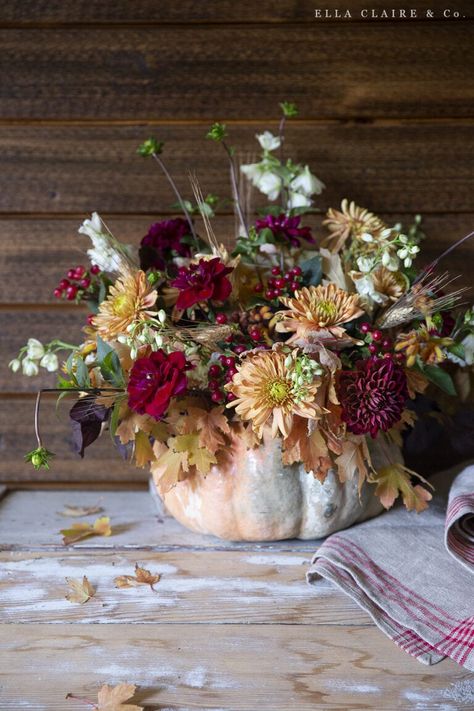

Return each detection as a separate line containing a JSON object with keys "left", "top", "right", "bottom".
{"left": 152, "top": 434, "right": 399, "bottom": 541}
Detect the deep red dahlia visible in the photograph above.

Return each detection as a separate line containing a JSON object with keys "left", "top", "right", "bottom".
{"left": 336, "top": 357, "right": 408, "bottom": 438}
{"left": 127, "top": 349, "right": 188, "bottom": 420}
{"left": 255, "top": 214, "right": 315, "bottom": 247}
{"left": 170, "top": 257, "right": 233, "bottom": 310}
{"left": 139, "top": 218, "right": 192, "bottom": 270}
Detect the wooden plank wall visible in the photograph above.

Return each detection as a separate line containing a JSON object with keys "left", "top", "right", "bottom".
{"left": 0, "top": 1, "right": 473, "bottom": 484}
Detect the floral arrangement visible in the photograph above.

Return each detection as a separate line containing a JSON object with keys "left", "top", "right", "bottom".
{"left": 12, "top": 102, "right": 473, "bottom": 513}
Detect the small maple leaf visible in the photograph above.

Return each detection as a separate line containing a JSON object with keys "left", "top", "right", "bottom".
{"left": 59, "top": 504, "right": 104, "bottom": 517}
{"left": 65, "top": 575, "right": 95, "bottom": 604}
{"left": 187, "top": 405, "right": 231, "bottom": 454}
{"left": 66, "top": 682, "right": 143, "bottom": 710}
{"left": 373, "top": 464, "right": 433, "bottom": 512}
{"left": 115, "top": 563, "right": 161, "bottom": 591}
{"left": 61, "top": 516, "right": 112, "bottom": 545}
{"left": 151, "top": 439, "right": 189, "bottom": 493}
{"left": 174, "top": 433, "right": 218, "bottom": 474}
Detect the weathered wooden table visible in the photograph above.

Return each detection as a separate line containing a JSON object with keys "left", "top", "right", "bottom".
{"left": 0, "top": 485, "right": 472, "bottom": 710}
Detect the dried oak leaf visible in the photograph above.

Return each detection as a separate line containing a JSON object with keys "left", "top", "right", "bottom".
{"left": 61, "top": 516, "right": 112, "bottom": 545}
{"left": 65, "top": 575, "right": 95, "bottom": 604}
{"left": 59, "top": 504, "right": 104, "bottom": 518}
{"left": 115, "top": 563, "right": 161, "bottom": 591}
{"left": 66, "top": 682, "right": 143, "bottom": 710}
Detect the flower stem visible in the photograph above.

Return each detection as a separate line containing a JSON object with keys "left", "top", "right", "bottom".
{"left": 278, "top": 116, "right": 288, "bottom": 211}
{"left": 151, "top": 152, "right": 199, "bottom": 249}
{"left": 222, "top": 141, "right": 249, "bottom": 239}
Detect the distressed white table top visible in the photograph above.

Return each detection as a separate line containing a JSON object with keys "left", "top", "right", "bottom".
{"left": 0, "top": 487, "right": 472, "bottom": 710}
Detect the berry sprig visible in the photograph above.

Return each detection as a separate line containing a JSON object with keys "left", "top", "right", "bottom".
{"left": 207, "top": 360, "right": 238, "bottom": 404}
{"left": 253, "top": 265, "right": 303, "bottom": 301}
{"left": 54, "top": 264, "right": 101, "bottom": 302}
{"left": 360, "top": 322, "right": 403, "bottom": 362}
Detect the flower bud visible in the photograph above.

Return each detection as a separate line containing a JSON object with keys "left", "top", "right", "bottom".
{"left": 22, "top": 358, "right": 39, "bottom": 377}
{"left": 40, "top": 352, "right": 59, "bottom": 372}
{"left": 26, "top": 338, "right": 45, "bottom": 360}
{"left": 9, "top": 358, "right": 21, "bottom": 373}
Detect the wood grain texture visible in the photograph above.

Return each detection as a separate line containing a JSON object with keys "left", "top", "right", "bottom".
{"left": 0, "top": 549, "right": 374, "bottom": 625}
{"left": 1, "top": 123, "right": 474, "bottom": 214}
{"left": 1, "top": 0, "right": 473, "bottom": 24}
{"left": 0, "top": 24, "right": 473, "bottom": 120}
{"left": 1, "top": 624, "right": 472, "bottom": 710}
{"left": 1, "top": 213, "right": 473, "bottom": 304}
{"left": 0, "top": 396, "right": 140, "bottom": 483}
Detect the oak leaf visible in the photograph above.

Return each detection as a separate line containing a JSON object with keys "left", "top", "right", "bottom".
{"left": 115, "top": 563, "right": 161, "bottom": 591}
{"left": 59, "top": 504, "right": 104, "bottom": 517}
{"left": 66, "top": 682, "right": 143, "bottom": 710}
{"left": 187, "top": 405, "right": 230, "bottom": 454}
{"left": 65, "top": 575, "right": 95, "bottom": 604}
{"left": 61, "top": 516, "right": 112, "bottom": 545}
{"left": 174, "top": 433, "right": 218, "bottom": 474}
{"left": 373, "top": 463, "right": 433, "bottom": 512}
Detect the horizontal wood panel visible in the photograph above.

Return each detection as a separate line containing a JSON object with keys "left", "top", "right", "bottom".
{"left": 0, "top": 624, "right": 470, "bottom": 710}
{"left": 1, "top": 1, "right": 473, "bottom": 24}
{"left": 0, "top": 24, "right": 473, "bottom": 120}
{"left": 0, "top": 549, "right": 373, "bottom": 625}
{"left": 1, "top": 124, "right": 474, "bottom": 214}
{"left": 0, "top": 396, "right": 141, "bottom": 483}
{"left": 1, "top": 213, "right": 473, "bottom": 304}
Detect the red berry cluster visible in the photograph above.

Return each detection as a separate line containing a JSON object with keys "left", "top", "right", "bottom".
{"left": 54, "top": 264, "right": 100, "bottom": 301}
{"left": 207, "top": 360, "right": 238, "bottom": 404}
{"left": 253, "top": 265, "right": 303, "bottom": 301}
{"left": 360, "top": 322, "right": 402, "bottom": 362}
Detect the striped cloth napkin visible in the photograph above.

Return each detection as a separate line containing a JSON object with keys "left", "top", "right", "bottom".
{"left": 307, "top": 464, "right": 474, "bottom": 670}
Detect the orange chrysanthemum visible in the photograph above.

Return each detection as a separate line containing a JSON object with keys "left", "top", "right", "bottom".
{"left": 322, "top": 199, "right": 387, "bottom": 253}
{"left": 276, "top": 284, "right": 364, "bottom": 346}
{"left": 372, "top": 266, "right": 407, "bottom": 303}
{"left": 226, "top": 349, "right": 322, "bottom": 438}
{"left": 93, "top": 270, "right": 158, "bottom": 340}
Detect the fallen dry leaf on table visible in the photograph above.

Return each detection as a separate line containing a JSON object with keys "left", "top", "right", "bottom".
{"left": 59, "top": 504, "right": 104, "bottom": 517}
{"left": 66, "top": 682, "right": 143, "bottom": 710}
{"left": 65, "top": 575, "right": 95, "bottom": 604}
{"left": 115, "top": 563, "right": 161, "bottom": 591}
{"left": 61, "top": 516, "right": 112, "bottom": 545}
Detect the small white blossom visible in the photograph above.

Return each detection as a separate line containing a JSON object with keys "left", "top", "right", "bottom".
{"left": 356, "top": 256, "right": 375, "bottom": 273}
{"left": 78, "top": 212, "right": 126, "bottom": 273}
{"left": 287, "top": 190, "right": 312, "bottom": 209}
{"left": 289, "top": 166, "right": 324, "bottom": 198}
{"left": 22, "top": 358, "right": 39, "bottom": 377}
{"left": 256, "top": 171, "right": 282, "bottom": 200}
{"left": 463, "top": 334, "right": 474, "bottom": 366}
{"left": 9, "top": 358, "right": 21, "bottom": 373}
{"left": 360, "top": 232, "right": 374, "bottom": 243}
{"left": 256, "top": 131, "right": 281, "bottom": 152}
{"left": 352, "top": 274, "right": 387, "bottom": 305}
{"left": 157, "top": 309, "right": 167, "bottom": 324}
{"left": 40, "top": 352, "right": 59, "bottom": 372}
{"left": 382, "top": 250, "right": 399, "bottom": 271}
{"left": 26, "top": 338, "right": 45, "bottom": 360}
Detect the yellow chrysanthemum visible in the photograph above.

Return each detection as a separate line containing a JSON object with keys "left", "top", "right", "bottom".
{"left": 93, "top": 270, "right": 157, "bottom": 340}
{"left": 226, "top": 350, "right": 321, "bottom": 439}
{"left": 322, "top": 199, "right": 387, "bottom": 253}
{"left": 276, "top": 284, "right": 364, "bottom": 346}
{"left": 395, "top": 326, "right": 453, "bottom": 368}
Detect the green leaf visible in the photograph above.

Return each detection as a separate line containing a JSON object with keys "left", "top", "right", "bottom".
{"left": 448, "top": 342, "right": 465, "bottom": 360}
{"left": 96, "top": 336, "right": 114, "bottom": 363}
{"left": 137, "top": 137, "right": 164, "bottom": 156}
{"left": 100, "top": 351, "right": 124, "bottom": 388}
{"left": 74, "top": 357, "right": 91, "bottom": 389}
{"left": 300, "top": 254, "right": 323, "bottom": 286}
{"left": 423, "top": 364, "right": 457, "bottom": 396}
{"left": 280, "top": 101, "right": 298, "bottom": 118}
{"left": 109, "top": 398, "right": 122, "bottom": 438}
{"left": 206, "top": 123, "right": 227, "bottom": 142}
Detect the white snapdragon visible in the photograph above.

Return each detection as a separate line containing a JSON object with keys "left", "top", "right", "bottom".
{"left": 40, "top": 352, "right": 59, "bottom": 372}
{"left": 286, "top": 190, "right": 312, "bottom": 209}
{"left": 396, "top": 235, "right": 420, "bottom": 268}
{"left": 22, "top": 358, "right": 39, "bottom": 377}
{"left": 256, "top": 131, "right": 281, "bottom": 152}
{"left": 257, "top": 171, "right": 283, "bottom": 201}
{"left": 8, "top": 358, "right": 20, "bottom": 373}
{"left": 26, "top": 338, "right": 45, "bottom": 360}
{"left": 78, "top": 212, "right": 126, "bottom": 273}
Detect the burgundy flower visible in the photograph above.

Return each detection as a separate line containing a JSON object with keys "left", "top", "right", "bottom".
{"left": 139, "top": 218, "right": 192, "bottom": 270}
{"left": 170, "top": 257, "right": 233, "bottom": 310}
{"left": 255, "top": 214, "right": 315, "bottom": 248}
{"left": 336, "top": 357, "right": 408, "bottom": 438}
{"left": 127, "top": 349, "right": 188, "bottom": 420}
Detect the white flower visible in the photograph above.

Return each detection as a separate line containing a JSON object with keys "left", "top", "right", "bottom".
{"left": 22, "top": 358, "right": 39, "bottom": 377}
{"left": 9, "top": 358, "right": 21, "bottom": 373}
{"left": 259, "top": 243, "right": 278, "bottom": 255}
{"left": 356, "top": 256, "right": 375, "bottom": 273}
{"left": 40, "top": 352, "right": 59, "bottom": 372}
{"left": 463, "top": 334, "right": 474, "bottom": 366}
{"left": 381, "top": 250, "right": 399, "bottom": 271}
{"left": 256, "top": 131, "right": 281, "bottom": 152}
{"left": 286, "top": 190, "right": 312, "bottom": 209}
{"left": 360, "top": 232, "right": 374, "bottom": 243}
{"left": 78, "top": 212, "right": 125, "bottom": 273}
{"left": 352, "top": 274, "right": 387, "bottom": 305}
{"left": 26, "top": 338, "right": 45, "bottom": 360}
{"left": 157, "top": 309, "right": 167, "bottom": 324}
{"left": 396, "top": 235, "right": 420, "bottom": 268}
{"left": 256, "top": 171, "right": 282, "bottom": 200}
{"left": 240, "top": 162, "right": 262, "bottom": 183}
{"left": 289, "top": 166, "right": 325, "bottom": 197}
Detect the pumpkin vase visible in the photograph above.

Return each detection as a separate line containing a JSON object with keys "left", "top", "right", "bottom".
{"left": 152, "top": 434, "right": 398, "bottom": 541}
